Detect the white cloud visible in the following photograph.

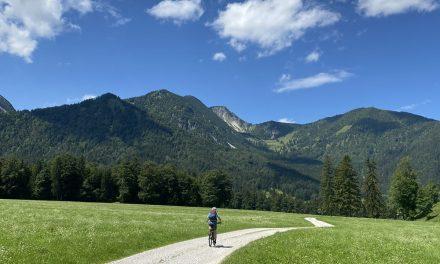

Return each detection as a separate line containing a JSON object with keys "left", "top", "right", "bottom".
{"left": 211, "top": 0, "right": 340, "bottom": 56}
{"left": 0, "top": 0, "right": 93, "bottom": 62}
{"left": 278, "top": 118, "right": 296, "bottom": 124}
{"left": 147, "top": 0, "right": 204, "bottom": 24}
{"left": 357, "top": 0, "right": 439, "bottom": 17}
{"left": 305, "top": 50, "right": 321, "bottom": 63}
{"left": 94, "top": 1, "right": 131, "bottom": 27}
{"left": 275, "top": 70, "right": 352, "bottom": 93}
{"left": 398, "top": 99, "right": 431, "bottom": 111}
{"left": 212, "top": 52, "right": 226, "bottom": 62}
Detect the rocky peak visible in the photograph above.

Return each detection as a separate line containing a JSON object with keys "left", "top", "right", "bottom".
{"left": 0, "top": 95, "right": 15, "bottom": 113}
{"left": 211, "top": 106, "right": 252, "bottom": 133}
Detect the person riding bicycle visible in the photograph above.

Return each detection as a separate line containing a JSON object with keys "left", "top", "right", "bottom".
{"left": 207, "top": 207, "right": 222, "bottom": 243}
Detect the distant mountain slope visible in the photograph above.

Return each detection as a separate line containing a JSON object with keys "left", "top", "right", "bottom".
{"left": 269, "top": 108, "right": 440, "bottom": 188}
{"left": 0, "top": 95, "right": 15, "bottom": 113}
{"left": 0, "top": 90, "right": 318, "bottom": 200}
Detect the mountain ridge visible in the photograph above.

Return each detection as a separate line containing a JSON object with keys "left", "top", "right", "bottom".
{"left": 0, "top": 95, "right": 15, "bottom": 113}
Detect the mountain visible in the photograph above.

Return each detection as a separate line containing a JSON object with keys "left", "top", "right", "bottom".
{"left": 263, "top": 107, "right": 440, "bottom": 189}
{"left": 211, "top": 106, "right": 298, "bottom": 139}
{"left": 1, "top": 90, "right": 439, "bottom": 193}
{"left": 213, "top": 106, "right": 440, "bottom": 189}
{"left": 0, "top": 90, "right": 318, "bottom": 200}
{"left": 211, "top": 106, "right": 252, "bottom": 133}
{"left": 0, "top": 95, "right": 15, "bottom": 113}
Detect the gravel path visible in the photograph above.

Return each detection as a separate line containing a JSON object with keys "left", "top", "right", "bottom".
{"left": 110, "top": 218, "right": 333, "bottom": 264}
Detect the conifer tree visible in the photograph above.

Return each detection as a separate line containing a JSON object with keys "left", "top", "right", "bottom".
{"left": 319, "top": 155, "right": 335, "bottom": 215}
{"left": 333, "top": 155, "right": 362, "bottom": 217}
{"left": 388, "top": 157, "right": 419, "bottom": 220}
{"left": 362, "top": 159, "right": 384, "bottom": 218}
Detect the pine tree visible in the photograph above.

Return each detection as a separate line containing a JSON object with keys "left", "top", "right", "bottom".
{"left": 31, "top": 161, "right": 52, "bottom": 200}
{"left": 388, "top": 157, "right": 419, "bottom": 220}
{"left": 362, "top": 159, "right": 384, "bottom": 218}
{"left": 333, "top": 155, "right": 362, "bottom": 217}
{"left": 116, "top": 159, "right": 140, "bottom": 203}
{"left": 319, "top": 155, "right": 335, "bottom": 215}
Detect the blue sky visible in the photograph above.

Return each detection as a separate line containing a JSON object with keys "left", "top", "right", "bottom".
{"left": 0, "top": 0, "right": 439, "bottom": 124}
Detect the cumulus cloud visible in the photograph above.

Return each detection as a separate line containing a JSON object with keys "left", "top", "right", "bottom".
{"left": 211, "top": 0, "right": 340, "bottom": 56}
{"left": 357, "top": 0, "right": 439, "bottom": 17}
{"left": 278, "top": 118, "right": 296, "bottom": 124}
{"left": 305, "top": 50, "right": 321, "bottom": 63}
{"left": 0, "top": 0, "right": 94, "bottom": 62}
{"left": 212, "top": 52, "right": 226, "bottom": 62}
{"left": 147, "top": 0, "right": 204, "bottom": 24}
{"left": 275, "top": 70, "right": 352, "bottom": 93}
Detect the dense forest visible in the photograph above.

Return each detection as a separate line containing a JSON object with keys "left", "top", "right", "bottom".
{"left": 0, "top": 154, "right": 316, "bottom": 214}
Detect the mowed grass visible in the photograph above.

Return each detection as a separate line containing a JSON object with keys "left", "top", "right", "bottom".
{"left": 224, "top": 215, "right": 440, "bottom": 264}
{"left": 0, "top": 199, "right": 310, "bottom": 264}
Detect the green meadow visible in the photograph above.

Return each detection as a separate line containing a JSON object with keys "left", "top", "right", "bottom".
{"left": 224, "top": 215, "right": 440, "bottom": 264}
{"left": 0, "top": 199, "right": 309, "bottom": 264}
{"left": 1, "top": 199, "right": 439, "bottom": 264}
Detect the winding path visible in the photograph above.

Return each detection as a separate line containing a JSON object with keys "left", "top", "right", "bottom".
{"left": 110, "top": 218, "right": 333, "bottom": 264}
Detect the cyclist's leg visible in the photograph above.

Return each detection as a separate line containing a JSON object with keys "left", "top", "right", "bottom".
{"left": 213, "top": 228, "right": 217, "bottom": 241}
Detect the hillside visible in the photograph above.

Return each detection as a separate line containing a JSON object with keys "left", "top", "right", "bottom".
{"left": 0, "top": 91, "right": 317, "bottom": 199}
{"left": 265, "top": 108, "right": 440, "bottom": 188}
{"left": 214, "top": 107, "right": 440, "bottom": 188}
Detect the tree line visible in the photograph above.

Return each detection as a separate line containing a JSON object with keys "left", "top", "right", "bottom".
{"left": 319, "top": 155, "right": 439, "bottom": 220}
{"left": 0, "top": 154, "right": 232, "bottom": 208}
{"left": 0, "top": 154, "right": 317, "bottom": 214}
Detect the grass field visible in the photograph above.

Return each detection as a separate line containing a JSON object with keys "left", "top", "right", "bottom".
{"left": 0, "top": 199, "right": 310, "bottom": 264}
{"left": 224, "top": 215, "right": 440, "bottom": 264}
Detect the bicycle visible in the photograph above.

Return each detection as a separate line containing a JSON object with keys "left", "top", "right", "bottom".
{"left": 208, "top": 221, "right": 221, "bottom": 247}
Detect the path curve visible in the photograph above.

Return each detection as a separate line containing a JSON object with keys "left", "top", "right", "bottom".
{"left": 110, "top": 218, "right": 332, "bottom": 264}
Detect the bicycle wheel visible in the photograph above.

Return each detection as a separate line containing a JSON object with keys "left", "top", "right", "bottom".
{"left": 208, "top": 232, "right": 213, "bottom": 247}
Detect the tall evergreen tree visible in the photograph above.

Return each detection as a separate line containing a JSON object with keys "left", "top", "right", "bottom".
{"left": 333, "top": 155, "right": 362, "bottom": 217}
{"left": 0, "top": 157, "right": 31, "bottom": 199}
{"left": 388, "top": 157, "right": 419, "bottom": 220}
{"left": 31, "top": 161, "right": 52, "bottom": 200}
{"left": 319, "top": 155, "right": 335, "bottom": 215}
{"left": 50, "top": 154, "right": 85, "bottom": 201}
{"left": 362, "top": 159, "right": 384, "bottom": 218}
{"left": 199, "top": 170, "right": 232, "bottom": 207}
{"left": 115, "top": 159, "right": 140, "bottom": 203}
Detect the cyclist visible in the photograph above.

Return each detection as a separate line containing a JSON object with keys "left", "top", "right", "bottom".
{"left": 207, "top": 207, "right": 222, "bottom": 244}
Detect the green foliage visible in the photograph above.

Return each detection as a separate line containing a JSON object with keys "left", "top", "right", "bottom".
{"left": 199, "top": 170, "right": 233, "bottom": 207}
{"left": 388, "top": 157, "right": 419, "bottom": 220}
{"left": 138, "top": 163, "right": 200, "bottom": 206}
{"left": 31, "top": 161, "right": 52, "bottom": 200}
{"left": 333, "top": 156, "right": 362, "bottom": 217}
{"left": 319, "top": 156, "right": 335, "bottom": 215}
{"left": 362, "top": 159, "right": 385, "bottom": 218}
{"left": 50, "top": 154, "right": 85, "bottom": 201}
{"left": 115, "top": 159, "right": 140, "bottom": 203}
{"left": 0, "top": 157, "right": 30, "bottom": 199}
{"left": 414, "top": 183, "right": 439, "bottom": 219}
